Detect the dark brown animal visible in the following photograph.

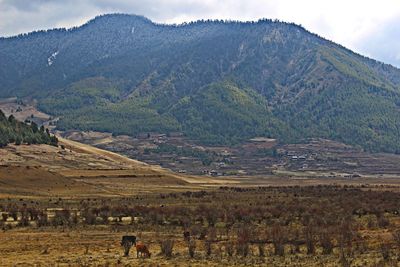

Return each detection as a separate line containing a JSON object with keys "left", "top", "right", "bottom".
{"left": 136, "top": 243, "right": 151, "bottom": 258}
{"left": 121, "top": 235, "right": 136, "bottom": 256}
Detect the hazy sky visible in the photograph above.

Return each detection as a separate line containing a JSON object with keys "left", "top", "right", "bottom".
{"left": 1, "top": 0, "right": 400, "bottom": 67}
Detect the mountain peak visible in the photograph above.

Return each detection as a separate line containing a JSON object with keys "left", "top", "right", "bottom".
{"left": 87, "top": 13, "right": 153, "bottom": 25}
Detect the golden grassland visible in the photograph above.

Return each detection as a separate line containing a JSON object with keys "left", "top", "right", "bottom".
{"left": 0, "top": 138, "right": 223, "bottom": 199}
{"left": 1, "top": 192, "right": 400, "bottom": 267}
{"left": 2, "top": 140, "right": 400, "bottom": 266}
{"left": 0, "top": 227, "right": 382, "bottom": 267}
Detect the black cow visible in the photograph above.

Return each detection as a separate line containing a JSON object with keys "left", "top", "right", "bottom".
{"left": 121, "top": 235, "right": 137, "bottom": 256}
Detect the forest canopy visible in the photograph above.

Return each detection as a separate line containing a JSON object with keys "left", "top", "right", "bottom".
{"left": 0, "top": 110, "right": 58, "bottom": 147}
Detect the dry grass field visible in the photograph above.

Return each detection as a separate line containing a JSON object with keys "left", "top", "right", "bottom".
{"left": 0, "top": 227, "right": 367, "bottom": 267}
{"left": 0, "top": 137, "right": 222, "bottom": 199}
{"left": 2, "top": 139, "right": 400, "bottom": 266}
{"left": 2, "top": 186, "right": 400, "bottom": 266}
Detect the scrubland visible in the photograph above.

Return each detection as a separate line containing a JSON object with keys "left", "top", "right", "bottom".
{"left": 2, "top": 185, "right": 400, "bottom": 266}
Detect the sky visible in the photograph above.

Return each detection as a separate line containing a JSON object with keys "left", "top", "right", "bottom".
{"left": 1, "top": 0, "right": 400, "bottom": 67}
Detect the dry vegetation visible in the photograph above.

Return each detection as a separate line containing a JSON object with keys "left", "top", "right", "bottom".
{"left": 1, "top": 186, "right": 400, "bottom": 266}
{"left": 2, "top": 134, "right": 400, "bottom": 266}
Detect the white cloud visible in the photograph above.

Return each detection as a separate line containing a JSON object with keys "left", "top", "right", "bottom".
{"left": 1, "top": 0, "right": 400, "bottom": 67}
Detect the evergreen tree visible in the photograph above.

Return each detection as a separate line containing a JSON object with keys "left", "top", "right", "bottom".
{"left": 0, "top": 109, "right": 58, "bottom": 147}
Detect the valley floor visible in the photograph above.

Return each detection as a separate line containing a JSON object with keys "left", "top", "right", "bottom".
{"left": 1, "top": 186, "right": 400, "bottom": 266}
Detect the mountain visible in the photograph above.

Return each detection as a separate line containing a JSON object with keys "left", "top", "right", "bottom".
{"left": 1, "top": 14, "right": 400, "bottom": 153}
{"left": 0, "top": 109, "right": 58, "bottom": 147}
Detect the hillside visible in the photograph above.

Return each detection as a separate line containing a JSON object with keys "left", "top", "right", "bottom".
{"left": 0, "top": 136, "right": 215, "bottom": 198}
{"left": 1, "top": 14, "right": 400, "bottom": 152}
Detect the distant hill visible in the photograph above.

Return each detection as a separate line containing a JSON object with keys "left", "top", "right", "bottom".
{"left": 0, "top": 137, "right": 192, "bottom": 198}
{"left": 0, "top": 109, "right": 58, "bottom": 147}
{"left": 1, "top": 14, "right": 400, "bottom": 153}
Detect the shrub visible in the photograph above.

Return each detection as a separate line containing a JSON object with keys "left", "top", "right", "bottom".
{"left": 392, "top": 229, "right": 400, "bottom": 248}
{"left": 190, "top": 224, "right": 202, "bottom": 238}
{"left": 226, "top": 241, "right": 235, "bottom": 257}
{"left": 304, "top": 224, "right": 315, "bottom": 255}
{"left": 52, "top": 210, "right": 70, "bottom": 226}
{"left": 1, "top": 213, "right": 8, "bottom": 222}
{"left": 37, "top": 212, "right": 49, "bottom": 227}
{"left": 377, "top": 215, "right": 390, "bottom": 228}
{"left": 319, "top": 230, "right": 334, "bottom": 255}
{"left": 82, "top": 209, "right": 96, "bottom": 225}
{"left": 380, "top": 241, "right": 391, "bottom": 261}
{"left": 236, "top": 225, "right": 252, "bottom": 257}
{"left": 257, "top": 243, "right": 265, "bottom": 257}
{"left": 188, "top": 240, "right": 196, "bottom": 258}
{"left": 205, "top": 240, "right": 212, "bottom": 256}
{"left": 160, "top": 239, "right": 174, "bottom": 258}
{"left": 18, "top": 212, "right": 29, "bottom": 227}
{"left": 270, "top": 225, "right": 285, "bottom": 256}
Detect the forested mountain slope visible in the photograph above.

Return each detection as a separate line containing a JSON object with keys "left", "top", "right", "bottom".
{"left": 1, "top": 14, "right": 400, "bottom": 152}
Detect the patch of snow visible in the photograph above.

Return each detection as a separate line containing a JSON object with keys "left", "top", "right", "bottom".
{"left": 47, "top": 51, "right": 59, "bottom": 66}
{"left": 99, "top": 54, "right": 110, "bottom": 60}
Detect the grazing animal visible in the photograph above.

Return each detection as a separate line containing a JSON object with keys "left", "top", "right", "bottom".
{"left": 121, "top": 235, "right": 136, "bottom": 256}
{"left": 136, "top": 243, "right": 151, "bottom": 258}
{"left": 183, "top": 230, "right": 191, "bottom": 242}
